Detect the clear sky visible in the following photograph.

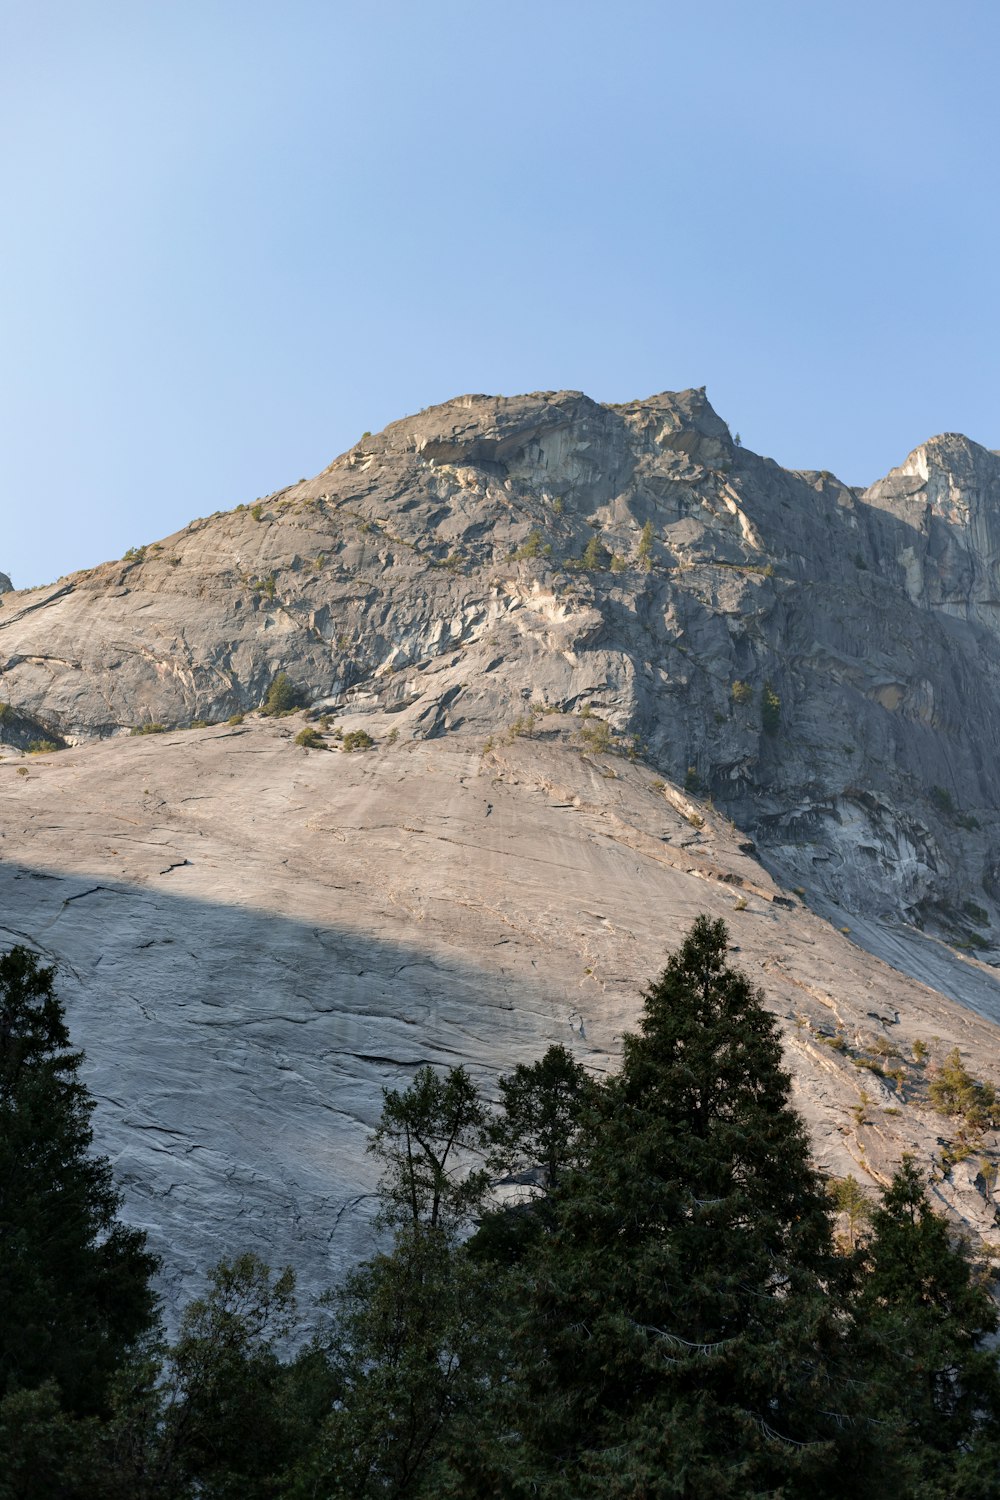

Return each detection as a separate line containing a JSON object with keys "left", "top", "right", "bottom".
{"left": 2, "top": 0, "right": 998, "bottom": 587}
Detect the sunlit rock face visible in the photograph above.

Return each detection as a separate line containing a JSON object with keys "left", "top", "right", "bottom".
{"left": 864, "top": 433, "right": 1000, "bottom": 628}
{"left": 4, "top": 389, "right": 1000, "bottom": 1315}
{"left": 4, "top": 387, "right": 1000, "bottom": 942}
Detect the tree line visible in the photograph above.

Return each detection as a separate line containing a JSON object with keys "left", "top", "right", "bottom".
{"left": 2, "top": 919, "right": 1000, "bottom": 1497}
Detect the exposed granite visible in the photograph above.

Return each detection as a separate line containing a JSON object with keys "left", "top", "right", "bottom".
{"left": 3, "top": 715, "right": 1000, "bottom": 1319}
{"left": 4, "top": 389, "right": 1000, "bottom": 1313}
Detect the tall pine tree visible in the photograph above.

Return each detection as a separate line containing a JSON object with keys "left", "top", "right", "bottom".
{"left": 856, "top": 1157, "right": 1000, "bottom": 1496}
{"left": 466, "top": 916, "right": 877, "bottom": 1498}
{"left": 0, "top": 946, "right": 158, "bottom": 1417}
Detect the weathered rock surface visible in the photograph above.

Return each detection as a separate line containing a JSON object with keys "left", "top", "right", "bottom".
{"left": 4, "top": 388, "right": 1000, "bottom": 1312}
{"left": 3, "top": 388, "right": 1000, "bottom": 950}
{"left": 4, "top": 715, "right": 1000, "bottom": 1318}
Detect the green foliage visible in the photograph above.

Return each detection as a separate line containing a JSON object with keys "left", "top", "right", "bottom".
{"left": 930, "top": 784, "right": 955, "bottom": 815}
{"left": 929, "top": 1047, "right": 997, "bottom": 1133}
{"left": 250, "top": 503, "right": 264, "bottom": 521}
{"left": 122, "top": 545, "right": 147, "bottom": 563}
{"left": 27, "top": 739, "right": 60, "bottom": 754}
{"left": 0, "top": 948, "right": 159, "bottom": 1418}
{"left": 511, "top": 530, "right": 547, "bottom": 561}
{"left": 261, "top": 671, "right": 303, "bottom": 716}
{"left": 506, "top": 712, "right": 537, "bottom": 739}
{"left": 370, "top": 1065, "right": 488, "bottom": 1233}
{"left": 730, "top": 678, "right": 753, "bottom": 705}
{"left": 253, "top": 572, "right": 277, "bottom": 601}
{"left": 855, "top": 1157, "right": 1000, "bottom": 1490}
{"left": 227, "top": 712, "right": 245, "bottom": 725}
{"left": 580, "top": 534, "right": 609, "bottom": 570}
{"left": 637, "top": 518, "right": 655, "bottom": 569}
{"left": 830, "top": 1174, "right": 871, "bottom": 1249}
{"left": 684, "top": 763, "right": 704, "bottom": 795}
{"left": 577, "top": 718, "right": 613, "bottom": 752}
{"left": 0, "top": 703, "right": 13, "bottom": 723}
{"left": 610, "top": 552, "right": 627, "bottom": 573}
{"left": 294, "top": 727, "right": 325, "bottom": 749}
{"left": 486, "top": 1045, "right": 596, "bottom": 1194}
{"left": 341, "top": 729, "right": 374, "bottom": 753}
{"left": 303, "top": 1226, "right": 500, "bottom": 1500}
{"left": 156, "top": 1254, "right": 315, "bottom": 1498}
{"left": 465, "top": 916, "right": 868, "bottom": 1496}
{"left": 0, "top": 1384, "right": 102, "bottom": 1500}
{"left": 761, "top": 678, "right": 781, "bottom": 733}
{"left": 129, "top": 722, "right": 166, "bottom": 736}
{"left": 927, "top": 786, "right": 980, "bottom": 830}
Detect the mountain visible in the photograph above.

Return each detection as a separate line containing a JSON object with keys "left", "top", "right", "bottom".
{"left": 3, "top": 388, "right": 1000, "bottom": 1312}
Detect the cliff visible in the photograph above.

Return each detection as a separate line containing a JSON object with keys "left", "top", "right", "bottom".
{"left": 4, "top": 388, "right": 1000, "bottom": 1309}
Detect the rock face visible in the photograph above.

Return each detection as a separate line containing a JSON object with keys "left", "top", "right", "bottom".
{"left": 3, "top": 388, "right": 1000, "bottom": 947}
{"left": 4, "top": 388, "right": 1000, "bottom": 1312}
{"left": 4, "top": 719, "right": 1000, "bottom": 1319}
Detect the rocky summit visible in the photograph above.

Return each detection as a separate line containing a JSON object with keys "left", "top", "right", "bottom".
{"left": 4, "top": 387, "right": 1000, "bottom": 1312}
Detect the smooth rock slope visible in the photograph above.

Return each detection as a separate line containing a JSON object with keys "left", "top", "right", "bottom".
{"left": 4, "top": 714, "right": 1000, "bottom": 1313}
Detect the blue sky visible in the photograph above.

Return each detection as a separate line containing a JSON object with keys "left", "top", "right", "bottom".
{"left": 2, "top": 0, "right": 998, "bottom": 586}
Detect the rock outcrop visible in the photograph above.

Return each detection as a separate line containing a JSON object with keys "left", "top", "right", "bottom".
{"left": 3, "top": 389, "right": 1000, "bottom": 950}
{"left": 4, "top": 388, "right": 1000, "bottom": 1311}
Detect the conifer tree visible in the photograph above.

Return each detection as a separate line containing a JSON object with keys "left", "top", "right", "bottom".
{"left": 856, "top": 1157, "right": 1000, "bottom": 1495}
{"left": 486, "top": 1044, "right": 596, "bottom": 1193}
{"left": 0, "top": 946, "right": 158, "bottom": 1417}
{"left": 467, "top": 916, "right": 877, "bottom": 1497}
{"left": 370, "top": 1064, "right": 488, "bottom": 1232}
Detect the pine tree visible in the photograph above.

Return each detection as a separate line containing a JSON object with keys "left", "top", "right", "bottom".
{"left": 856, "top": 1157, "right": 1000, "bottom": 1495}
{"left": 298, "top": 1066, "right": 499, "bottom": 1497}
{"left": 466, "top": 917, "right": 876, "bottom": 1497}
{"left": 486, "top": 1044, "right": 595, "bottom": 1193}
{"left": 0, "top": 946, "right": 159, "bottom": 1417}
{"left": 370, "top": 1064, "right": 488, "bottom": 1232}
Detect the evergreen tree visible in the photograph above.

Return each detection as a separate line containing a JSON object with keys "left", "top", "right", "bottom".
{"left": 486, "top": 1044, "right": 596, "bottom": 1193}
{"left": 261, "top": 671, "right": 303, "bottom": 716}
{"left": 465, "top": 917, "right": 875, "bottom": 1497}
{"left": 472, "top": 1044, "right": 597, "bottom": 1268}
{"left": 296, "top": 1224, "right": 502, "bottom": 1499}
{"left": 0, "top": 946, "right": 159, "bottom": 1417}
{"left": 296, "top": 1066, "right": 500, "bottom": 1497}
{"left": 856, "top": 1157, "right": 1000, "bottom": 1496}
{"left": 370, "top": 1064, "right": 488, "bottom": 1232}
